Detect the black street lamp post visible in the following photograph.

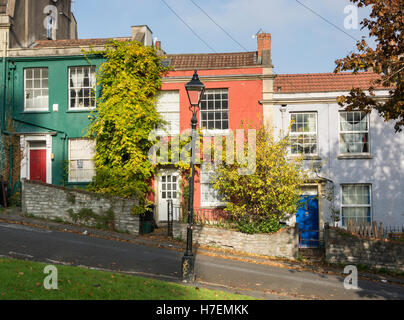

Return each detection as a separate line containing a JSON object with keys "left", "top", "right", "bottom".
{"left": 182, "top": 70, "right": 205, "bottom": 282}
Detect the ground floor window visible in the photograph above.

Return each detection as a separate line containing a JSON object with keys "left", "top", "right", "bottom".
{"left": 341, "top": 184, "right": 371, "bottom": 225}
{"left": 200, "top": 168, "right": 223, "bottom": 207}
{"left": 68, "top": 138, "right": 96, "bottom": 182}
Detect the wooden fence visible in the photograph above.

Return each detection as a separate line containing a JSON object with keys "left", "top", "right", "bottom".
{"left": 346, "top": 219, "right": 404, "bottom": 240}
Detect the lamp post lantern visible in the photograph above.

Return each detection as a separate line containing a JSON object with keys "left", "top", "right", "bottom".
{"left": 182, "top": 70, "right": 205, "bottom": 282}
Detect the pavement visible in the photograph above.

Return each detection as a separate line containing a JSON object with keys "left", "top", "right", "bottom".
{"left": 0, "top": 208, "right": 404, "bottom": 300}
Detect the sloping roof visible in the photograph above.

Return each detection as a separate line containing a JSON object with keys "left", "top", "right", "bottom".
{"left": 34, "top": 37, "right": 131, "bottom": 48}
{"left": 33, "top": 38, "right": 259, "bottom": 69}
{"left": 274, "top": 72, "right": 389, "bottom": 93}
{"left": 166, "top": 52, "right": 258, "bottom": 70}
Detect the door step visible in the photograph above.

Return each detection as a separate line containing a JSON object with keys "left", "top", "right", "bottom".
{"left": 299, "top": 248, "right": 324, "bottom": 262}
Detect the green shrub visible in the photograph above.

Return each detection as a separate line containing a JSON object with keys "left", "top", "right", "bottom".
{"left": 236, "top": 216, "right": 282, "bottom": 234}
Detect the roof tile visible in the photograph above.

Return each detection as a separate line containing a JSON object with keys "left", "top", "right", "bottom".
{"left": 274, "top": 72, "right": 389, "bottom": 93}
{"left": 166, "top": 52, "right": 258, "bottom": 69}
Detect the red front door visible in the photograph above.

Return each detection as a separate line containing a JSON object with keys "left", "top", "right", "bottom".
{"left": 30, "top": 150, "right": 46, "bottom": 183}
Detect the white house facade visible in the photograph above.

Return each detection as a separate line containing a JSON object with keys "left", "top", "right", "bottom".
{"left": 271, "top": 72, "right": 404, "bottom": 230}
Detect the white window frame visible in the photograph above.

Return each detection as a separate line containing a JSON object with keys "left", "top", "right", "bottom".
{"left": 200, "top": 167, "right": 224, "bottom": 208}
{"left": 24, "top": 67, "right": 49, "bottom": 112}
{"left": 289, "top": 112, "right": 318, "bottom": 156}
{"left": 341, "top": 184, "right": 372, "bottom": 226}
{"left": 68, "top": 138, "right": 96, "bottom": 183}
{"left": 159, "top": 171, "right": 180, "bottom": 201}
{"left": 339, "top": 111, "right": 370, "bottom": 155}
{"left": 68, "top": 66, "right": 97, "bottom": 111}
{"left": 200, "top": 89, "right": 229, "bottom": 134}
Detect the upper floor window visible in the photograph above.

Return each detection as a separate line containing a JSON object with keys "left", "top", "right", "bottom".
{"left": 290, "top": 112, "right": 317, "bottom": 155}
{"left": 69, "top": 66, "right": 96, "bottom": 109}
{"left": 200, "top": 89, "right": 229, "bottom": 131}
{"left": 341, "top": 184, "right": 371, "bottom": 225}
{"left": 24, "top": 68, "right": 49, "bottom": 111}
{"left": 68, "top": 138, "right": 96, "bottom": 183}
{"left": 156, "top": 90, "right": 180, "bottom": 135}
{"left": 339, "top": 111, "right": 369, "bottom": 154}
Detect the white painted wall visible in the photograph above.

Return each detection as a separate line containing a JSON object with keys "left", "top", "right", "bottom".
{"left": 273, "top": 91, "right": 404, "bottom": 228}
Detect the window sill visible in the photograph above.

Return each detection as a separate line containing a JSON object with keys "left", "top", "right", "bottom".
{"left": 199, "top": 203, "right": 226, "bottom": 209}
{"left": 66, "top": 109, "right": 95, "bottom": 113}
{"left": 338, "top": 154, "right": 373, "bottom": 160}
{"left": 288, "top": 155, "right": 321, "bottom": 160}
{"left": 66, "top": 181, "right": 91, "bottom": 185}
{"left": 201, "top": 129, "right": 230, "bottom": 136}
{"left": 21, "top": 110, "right": 50, "bottom": 114}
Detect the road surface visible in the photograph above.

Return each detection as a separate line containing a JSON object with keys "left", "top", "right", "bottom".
{"left": 0, "top": 221, "right": 403, "bottom": 300}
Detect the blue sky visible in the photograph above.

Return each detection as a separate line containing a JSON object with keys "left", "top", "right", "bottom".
{"left": 74, "top": 0, "right": 371, "bottom": 74}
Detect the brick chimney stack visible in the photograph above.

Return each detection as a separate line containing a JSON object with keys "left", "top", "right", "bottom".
{"left": 257, "top": 32, "right": 272, "bottom": 66}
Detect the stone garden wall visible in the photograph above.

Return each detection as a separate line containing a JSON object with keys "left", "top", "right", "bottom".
{"left": 21, "top": 179, "right": 141, "bottom": 234}
{"left": 325, "top": 226, "right": 404, "bottom": 272}
{"left": 173, "top": 222, "right": 299, "bottom": 259}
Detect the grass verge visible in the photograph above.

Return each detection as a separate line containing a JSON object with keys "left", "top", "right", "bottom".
{"left": 0, "top": 258, "right": 255, "bottom": 300}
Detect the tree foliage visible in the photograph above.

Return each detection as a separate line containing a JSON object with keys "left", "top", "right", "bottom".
{"left": 211, "top": 126, "right": 309, "bottom": 233}
{"left": 334, "top": 0, "right": 403, "bottom": 132}
{"left": 86, "top": 40, "right": 169, "bottom": 207}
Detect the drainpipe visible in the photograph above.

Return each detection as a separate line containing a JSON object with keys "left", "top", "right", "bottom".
{"left": 280, "top": 104, "right": 287, "bottom": 136}
{"left": 2, "top": 55, "right": 13, "bottom": 186}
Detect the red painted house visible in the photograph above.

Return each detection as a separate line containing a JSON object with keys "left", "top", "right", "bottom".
{"left": 152, "top": 33, "right": 274, "bottom": 223}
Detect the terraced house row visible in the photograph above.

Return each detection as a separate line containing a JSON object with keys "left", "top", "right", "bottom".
{"left": 0, "top": 0, "right": 403, "bottom": 247}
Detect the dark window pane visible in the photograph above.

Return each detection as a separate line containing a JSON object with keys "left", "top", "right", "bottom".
{"left": 222, "top": 121, "right": 229, "bottom": 130}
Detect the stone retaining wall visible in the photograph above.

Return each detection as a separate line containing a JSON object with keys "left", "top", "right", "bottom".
{"left": 21, "top": 179, "right": 141, "bottom": 234}
{"left": 325, "top": 226, "right": 404, "bottom": 272}
{"left": 173, "top": 222, "right": 299, "bottom": 259}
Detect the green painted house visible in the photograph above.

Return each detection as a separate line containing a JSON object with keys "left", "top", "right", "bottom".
{"left": 0, "top": 26, "right": 155, "bottom": 193}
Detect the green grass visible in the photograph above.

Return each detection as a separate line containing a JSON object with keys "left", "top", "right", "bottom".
{"left": 0, "top": 258, "right": 255, "bottom": 300}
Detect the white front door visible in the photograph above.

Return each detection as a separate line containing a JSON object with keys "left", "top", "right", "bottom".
{"left": 158, "top": 171, "right": 180, "bottom": 222}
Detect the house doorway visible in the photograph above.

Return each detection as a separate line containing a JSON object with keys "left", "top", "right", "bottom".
{"left": 20, "top": 135, "right": 52, "bottom": 184}
{"left": 297, "top": 194, "right": 319, "bottom": 248}
{"left": 29, "top": 148, "right": 46, "bottom": 183}
{"left": 157, "top": 171, "right": 180, "bottom": 222}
